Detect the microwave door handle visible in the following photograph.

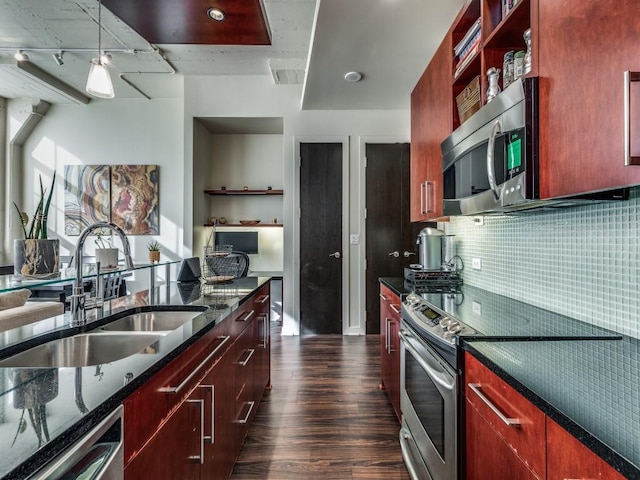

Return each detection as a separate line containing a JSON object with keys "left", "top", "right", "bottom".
{"left": 486, "top": 120, "right": 502, "bottom": 200}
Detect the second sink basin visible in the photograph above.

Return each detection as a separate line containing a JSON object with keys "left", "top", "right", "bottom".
{"left": 0, "top": 332, "right": 164, "bottom": 368}
{"left": 99, "top": 310, "right": 205, "bottom": 333}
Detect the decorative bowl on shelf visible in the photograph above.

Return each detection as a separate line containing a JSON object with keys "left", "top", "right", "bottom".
{"left": 239, "top": 220, "right": 260, "bottom": 225}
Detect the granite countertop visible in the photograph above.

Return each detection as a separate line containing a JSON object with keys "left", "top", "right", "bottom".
{"left": 379, "top": 277, "right": 410, "bottom": 297}
{"left": 0, "top": 276, "right": 271, "bottom": 480}
{"left": 463, "top": 337, "right": 640, "bottom": 478}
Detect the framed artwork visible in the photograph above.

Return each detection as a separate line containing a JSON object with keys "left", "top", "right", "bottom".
{"left": 63, "top": 164, "right": 159, "bottom": 235}
{"left": 63, "top": 165, "right": 110, "bottom": 235}
{"left": 111, "top": 165, "right": 159, "bottom": 235}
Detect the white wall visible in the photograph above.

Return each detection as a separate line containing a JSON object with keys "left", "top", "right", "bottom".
{"left": 184, "top": 75, "right": 410, "bottom": 335}
{"left": 18, "top": 97, "right": 184, "bottom": 292}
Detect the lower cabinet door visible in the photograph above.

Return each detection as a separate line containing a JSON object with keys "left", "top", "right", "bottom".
{"left": 465, "top": 400, "right": 539, "bottom": 480}
{"left": 124, "top": 398, "right": 202, "bottom": 480}
{"left": 199, "top": 349, "right": 237, "bottom": 480}
{"left": 546, "top": 418, "right": 624, "bottom": 480}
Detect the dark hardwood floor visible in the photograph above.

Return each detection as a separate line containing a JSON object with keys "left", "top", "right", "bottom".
{"left": 230, "top": 323, "right": 410, "bottom": 479}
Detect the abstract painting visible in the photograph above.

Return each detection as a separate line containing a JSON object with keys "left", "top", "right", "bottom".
{"left": 63, "top": 165, "right": 110, "bottom": 235}
{"left": 111, "top": 165, "right": 159, "bottom": 235}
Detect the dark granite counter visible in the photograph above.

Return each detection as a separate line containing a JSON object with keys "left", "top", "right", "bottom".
{"left": 463, "top": 337, "right": 640, "bottom": 478}
{"left": 379, "top": 277, "right": 409, "bottom": 298}
{"left": 0, "top": 276, "right": 271, "bottom": 480}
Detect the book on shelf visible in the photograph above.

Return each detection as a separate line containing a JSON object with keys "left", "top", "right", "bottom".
{"left": 454, "top": 18, "right": 481, "bottom": 56}
{"left": 454, "top": 36, "right": 481, "bottom": 79}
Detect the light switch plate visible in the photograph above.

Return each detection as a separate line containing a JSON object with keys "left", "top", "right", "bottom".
{"left": 350, "top": 234, "right": 360, "bottom": 245}
{"left": 472, "top": 258, "right": 481, "bottom": 270}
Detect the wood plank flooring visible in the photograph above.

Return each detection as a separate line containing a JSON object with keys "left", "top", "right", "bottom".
{"left": 230, "top": 324, "right": 410, "bottom": 479}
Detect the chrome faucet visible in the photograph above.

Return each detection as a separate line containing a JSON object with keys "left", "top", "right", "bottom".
{"left": 70, "top": 221, "right": 134, "bottom": 324}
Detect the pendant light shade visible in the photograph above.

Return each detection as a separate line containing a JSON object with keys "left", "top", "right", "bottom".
{"left": 86, "top": 58, "right": 114, "bottom": 98}
{"left": 86, "top": 0, "right": 114, "bottom": 98}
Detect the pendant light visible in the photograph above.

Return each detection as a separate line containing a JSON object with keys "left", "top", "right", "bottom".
{"left": 86, "top": 0, "right": 114, "bottom": 98}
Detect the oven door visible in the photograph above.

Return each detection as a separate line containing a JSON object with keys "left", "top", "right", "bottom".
{"left": 399, "top": 325, "right": 457, "bottom": 480}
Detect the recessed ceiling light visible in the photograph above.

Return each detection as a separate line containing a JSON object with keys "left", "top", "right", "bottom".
{"left": 207, "top": 8, "right": 226, "bottom": 21}
{"left": 344, "top": 71, "right": 362, "bottom": 83}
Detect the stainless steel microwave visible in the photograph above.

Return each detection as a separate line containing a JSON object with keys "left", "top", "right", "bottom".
{"left": 441, "top": 77, "right": 626, "bottom": 216}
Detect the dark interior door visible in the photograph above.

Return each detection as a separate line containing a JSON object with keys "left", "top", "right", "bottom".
{"left": 299, "top": 143, "right": 343, "bottom": 335}
{"left": 365, "top": 143, "right": 421, "bottom": 334}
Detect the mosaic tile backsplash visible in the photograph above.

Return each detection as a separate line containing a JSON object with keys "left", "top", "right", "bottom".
{"left": 445, "top": 187, "right": 640, "bottom": 339}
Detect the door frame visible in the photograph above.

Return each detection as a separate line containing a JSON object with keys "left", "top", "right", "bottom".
{"left": 359, "top": 136, "right": 409, "bottom": 335}
{"left": 293, "top": 136, "right": 350, "bottom": 335}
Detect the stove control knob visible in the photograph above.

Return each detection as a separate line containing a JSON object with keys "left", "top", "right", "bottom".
{"left": 448, "top": 322, "right": 462, "bottom": 334}
{"left": 440, "top": 318, "right": 452, "bottom": 329}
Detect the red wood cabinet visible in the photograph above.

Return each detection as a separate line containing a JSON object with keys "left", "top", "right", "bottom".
{"left": 546, "top": 418, "right": 624, "bottom": 480}
{"left": 536, "top": 1, "right": 640, "bottom": 198}
{"left": 124, "top": 283, "right": 271, "bottom": 480}
{"left": 465, "top": 352, "right": 546, "bottom": 478}
{"left": 379, "top": 284, "right": 401, "bottom": 421}
{"left": 124, "top": 398, "right": 202, "bottom": 480}
{"left": 410, "top": 34, "right": 452, "bottom": 222}
{"left": 465, "top": 397, "right": 539, "bottom": 480}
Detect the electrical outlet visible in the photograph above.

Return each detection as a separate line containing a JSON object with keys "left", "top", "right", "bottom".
{"left": 472, "top": 301, "right": 482, "bottom": 315}
{"left": 350, "top": 234, "right": 360, "bottom": 245}
{"left": 474, "top": 216, "right": 484, "bottom": 226}
{"left": 472, "top": 258, "right": 481, "bottom": 270}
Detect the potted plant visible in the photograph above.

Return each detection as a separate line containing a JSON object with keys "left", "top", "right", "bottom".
{"left": 147, "top": 241, "right": 160, "bottom": 263}
{"left": 94, "top": 232, "right": 119, "bottom": 269}
{"left": 13, "top": 172, "right": 60, "bottom": 279}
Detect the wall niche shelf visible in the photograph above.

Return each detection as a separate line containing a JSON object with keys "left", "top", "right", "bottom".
{"left": 204, "top": 189, "right": 283, "bottom": 196}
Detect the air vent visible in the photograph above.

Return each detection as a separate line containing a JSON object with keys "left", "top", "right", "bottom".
{"left": 268, "top": 58, "right": 305, "bottom": 85}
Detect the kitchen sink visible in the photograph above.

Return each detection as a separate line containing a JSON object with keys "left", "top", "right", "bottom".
{"left": 0, "top": 332, "right": 164, "bottom": 368}
{"left": 99, "top": 310, "right": 205, "bottom": 333}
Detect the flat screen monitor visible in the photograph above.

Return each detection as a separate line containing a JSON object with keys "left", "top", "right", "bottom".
{"left": 177, "top": 257, "right": 201, "bottom": 282}
{"left": 215, "top": 232, "right": 259, "bottom": 254}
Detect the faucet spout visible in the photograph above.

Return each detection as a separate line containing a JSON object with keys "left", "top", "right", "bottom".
{"left": 71, "top": 221, "right": 134, "bottom": 324}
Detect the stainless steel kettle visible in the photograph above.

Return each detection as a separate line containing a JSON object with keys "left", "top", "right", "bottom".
{"left": 416, "top": 227, "right": 445, "bottom": 270}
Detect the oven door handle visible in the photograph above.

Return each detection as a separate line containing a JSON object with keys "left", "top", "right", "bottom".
{"left": 399, "top": 330, "right": 454, "bottom": 392}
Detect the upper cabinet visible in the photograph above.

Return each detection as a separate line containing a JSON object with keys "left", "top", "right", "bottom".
{"left": 410, "top": 0, "right": 640, "bottom": 219}
{"left": 410, "top": 35, "right": 452, "bottom": 221}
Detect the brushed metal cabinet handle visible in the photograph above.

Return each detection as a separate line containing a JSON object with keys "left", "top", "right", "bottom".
{"left": 389, "top": 304, "right": 401, "bottom": 315}
{"left": 186, "top": 399, "right": 205, "bottom": 464}
{"left": 468, "top": 383, "right": 521, "bottom": 426}
{"left": 236, "top": 401, "right": 256, "bottom": 424}
{"left": 238, "top": 310, "right": 255, "bottom": 322}
{"left": 256, "top": 294, "right": 270, "bottom": 304}
{"left": 198, "top": 384, "right": 215, "bottom": 443}
{"left": 238, "top": 348, "right": 255, "bottom": 367}
{"left": 160, "top": 335, "right": 230, "bottom": 394}
{"left": 379, "top": 293, "right": 390, "bottom": 301}
{"left": 624, "top": 71, "right": 640, "bottom": 166}
{"left": 420, "top": 181, "right": 426, "bottom": 215}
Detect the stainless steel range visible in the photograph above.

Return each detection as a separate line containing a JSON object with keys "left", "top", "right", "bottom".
{"left": 399, "top": 291, "right": 470, "bottom": 480}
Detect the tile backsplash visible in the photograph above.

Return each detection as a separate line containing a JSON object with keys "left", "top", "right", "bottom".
{"left": 445, "top": 187, "right": 640, "bottom": 339}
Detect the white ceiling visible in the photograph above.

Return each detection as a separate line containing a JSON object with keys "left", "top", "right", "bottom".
{"left": 0, "top": 0, "right": 464, "bottom": 109}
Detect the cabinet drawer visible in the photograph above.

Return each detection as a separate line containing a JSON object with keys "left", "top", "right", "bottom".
{"left": 124, "top": 327, "right": 231, "bottom": 465}
{"left": 464, "top": 352, "right": 545, "bottom": 478}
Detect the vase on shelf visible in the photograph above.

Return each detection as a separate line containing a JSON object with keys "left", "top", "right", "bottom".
{"left": 13, "top": 239, "right": 60, "bottom": 279}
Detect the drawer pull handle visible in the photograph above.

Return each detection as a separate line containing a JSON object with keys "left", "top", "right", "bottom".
{"left": 186, "top": 399, "right": 205, "bottom": 464}
{"left": 389, "top": 304, "right": 401, "bottom": 315}
{"left": 238, "top": 310, "right": 255, "bottom": 322}
{"left": 236, "top": 401, "right": 256, "bottom": 424}
{"left": 257, "top": 295, "right": 270, "bottom": 304}
{"left": 238, "top": 348, "right": 255, "bottom": 367}
{"left": 160, "top": 335, "right": 230, "bottom": 394}
{"left": 198, "top": 384, "right": 215, "bottom": 443}
{"left": 468, "top": 383, "right": 520, "bottom": 426}
{"left": 379, "top": 293, "right": 390, "bottom": 301}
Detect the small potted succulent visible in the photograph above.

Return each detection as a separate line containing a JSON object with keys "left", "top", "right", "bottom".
{"left": 13, "top": 172, "right": 60, "bottom": 278}
{"left": 147, "top": 241, "right": 161, "bottom": 263}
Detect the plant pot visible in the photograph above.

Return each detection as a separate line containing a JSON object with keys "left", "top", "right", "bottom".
{"left": 148, "top": 251, "right": 160, "bottom": 263}
{"left": 13, "top": 239, "right": 60, "bottom": 279}
{"left": 95, "top": 248, "right": 119, "bottom": 269}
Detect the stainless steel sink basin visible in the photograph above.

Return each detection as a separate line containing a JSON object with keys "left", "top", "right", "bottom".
{"left": 99, "top": 310, "right": 204, "bottom": 333}
{"left": 0, "top": 332, "right": 164, "bottom": 368}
